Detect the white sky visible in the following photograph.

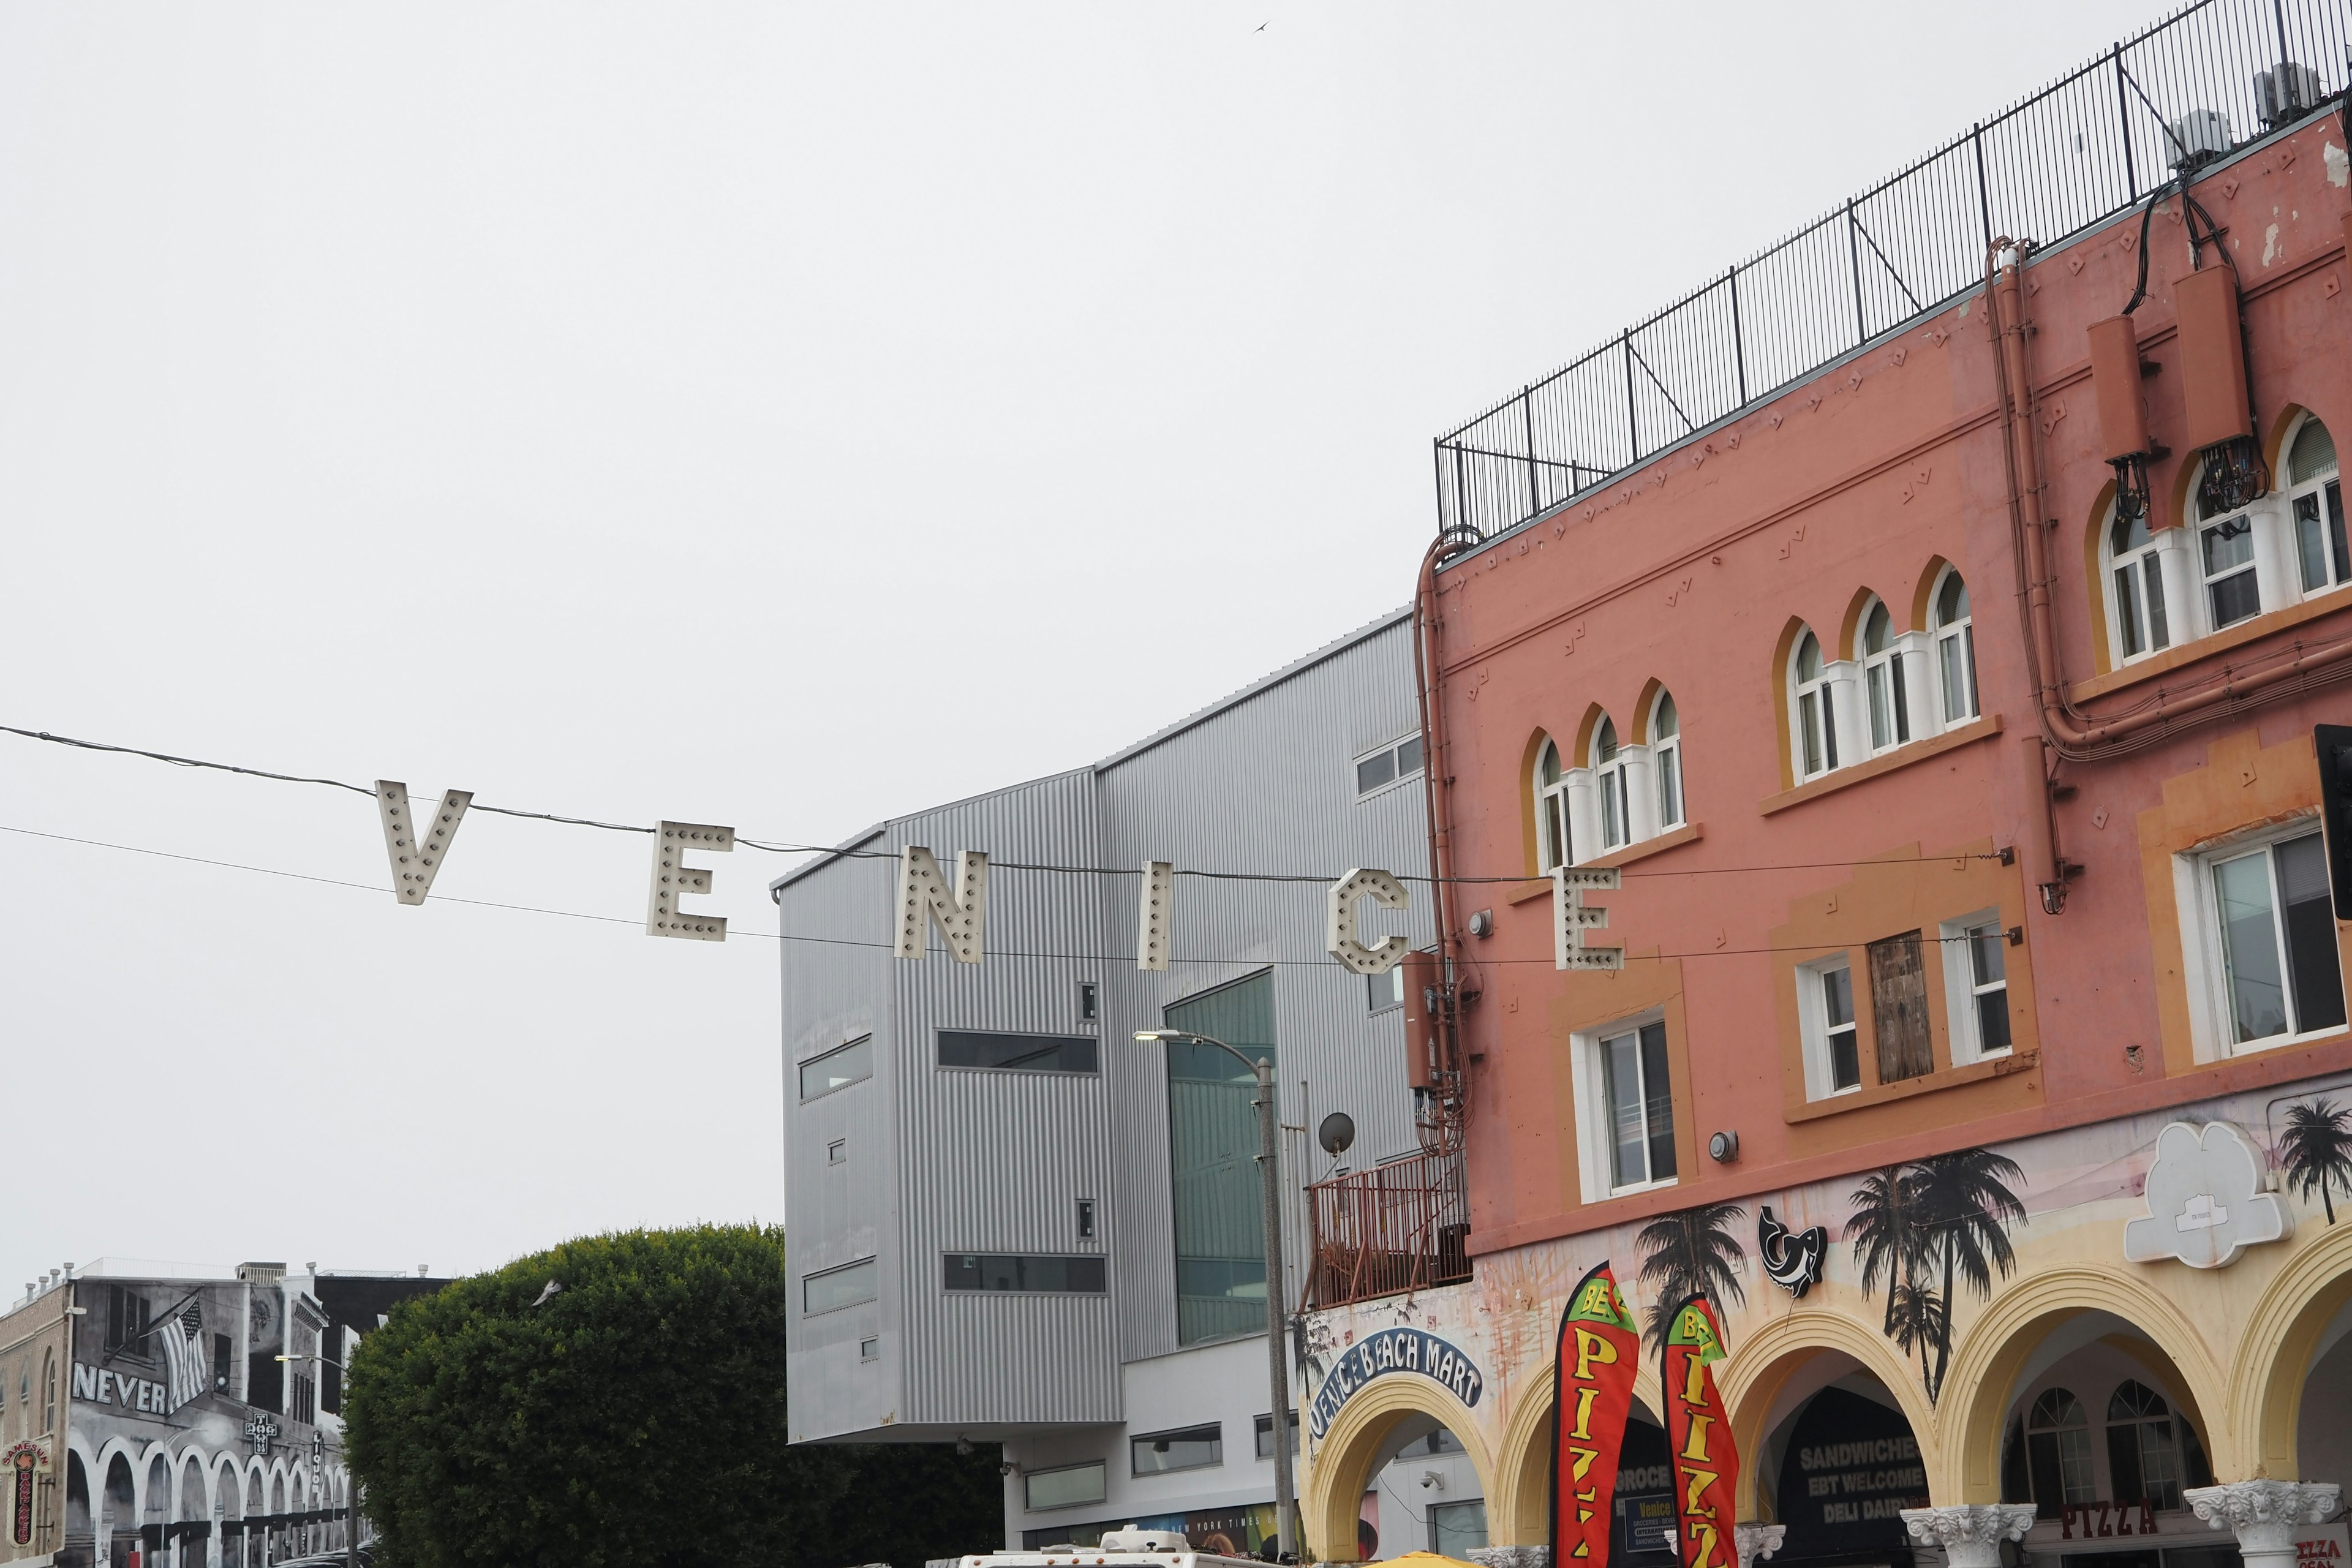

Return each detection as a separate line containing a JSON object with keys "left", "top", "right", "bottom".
{"left": 1, "top": 2, "right": 2168, "bottom": 1294}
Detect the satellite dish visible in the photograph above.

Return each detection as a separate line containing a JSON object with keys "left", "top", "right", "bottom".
{"left": 1317, "top": 1111, "right": 1357, "bottom": 1158}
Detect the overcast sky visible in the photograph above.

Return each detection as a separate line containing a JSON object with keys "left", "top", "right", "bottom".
{"left": 0, "top": 1, "right": 2171, "bottom": 1295}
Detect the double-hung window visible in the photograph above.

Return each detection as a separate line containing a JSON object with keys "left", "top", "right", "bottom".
{"left": 1651, "top": 690, "right": 1685, "bottom": 829}
{"left": 1792, "top": 629, "right": 1838, "bottom": 778}
{"left": 2287, "top": 415, "right": 2349, "bottom": 595}
{"left": 2203, "top": 827, "right": 2346, "bottom": 1049}
{"left": 1597, "top": 1020, "right": 1675, "bottom": 1191}
{"left": 1594, "top": 716, "right": 1631, "bottom": 852}
{"left": 2196, "top": 485, "right": 2263, "bottom": 630}
{"left": 1802, "top": 958, "right": 1862, "bottom": 1094}
{"left": 1933, "top": 570, "right": 1980, "bottom": 722}
{"left": 1861, "top": 601, "right": 1910, "bottom": 753}
{"left": 1355, "top": 734, "right": 1425, "bottom": 798}
{"left": 1941, "top": 911, "right": 2014, "bottom": 1062}
{"left": 1536, "top": 739, "right": 1572, "bottom": 872}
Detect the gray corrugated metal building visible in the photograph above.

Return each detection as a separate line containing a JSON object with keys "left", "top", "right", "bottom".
{"left": 777, "top": 608, "right": 1431, "bottom": 1549}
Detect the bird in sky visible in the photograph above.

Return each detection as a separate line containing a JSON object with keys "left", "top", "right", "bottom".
{"left": 531, "top": 1281, "right": 564, "bottom": 1307}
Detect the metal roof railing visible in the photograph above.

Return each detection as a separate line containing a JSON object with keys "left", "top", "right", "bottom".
{"left": 1434, "top": 0, "right": 2352, "bottom": 546}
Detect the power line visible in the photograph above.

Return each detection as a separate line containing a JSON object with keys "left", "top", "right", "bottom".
{"left": 2, "top": 722, "right": 2005, "bottom": 887}
{"left": 0, "top": 821, "right": 2018, "bottom": 967}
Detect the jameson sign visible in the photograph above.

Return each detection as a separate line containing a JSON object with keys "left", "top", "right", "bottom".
{"left": 1306, "top": 1327, "right": 1483, "bottom": 1438}
{"left": 5, "top": 1442, "right": 46, "bottom": 1547}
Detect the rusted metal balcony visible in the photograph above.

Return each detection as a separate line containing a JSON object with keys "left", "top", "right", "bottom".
{"left": 1304, "top": 1150, "right": 1471, "bottom": 1310}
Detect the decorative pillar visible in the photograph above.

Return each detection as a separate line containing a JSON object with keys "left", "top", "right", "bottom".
{"left": 2185, "top": 1481, "right": 2344, "bottom": 1568}
{"left": 1891, "top": 633, "right": 1936, "bottom": 736}
{"left": 1565, "top": 770, "right": 1599, "bottom": 867}
{"left": 1620, "top": 745, "right": 1659, "bottom": 845}
{"left": 2150, "top": 523, "right": 2196, "bottom": 647}
{"left": 1735, "top": 1521, "right": 1787, "bottom": 1568}
{"left": 1466, "top": 1548, "right": 1548, "bottom": 1568}
{"left": 1901, "top": 1504, "right": 2037, "bottom": 1568}
{"left": 1824, "top": 662, "right": 1864, "bottom": 770}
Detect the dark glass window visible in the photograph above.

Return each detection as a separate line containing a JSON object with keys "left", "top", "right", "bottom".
{"left": 943, "top": 1254, "right": 1107, "bottom": 1293}
{"left": 1254, "top": 1411, "right": 1300, "bottom": 1458}
{"left": 938, "top": 1031, "right": 1098, "bottom": 1073}
{"left": 1131, "top": 1423, "right": 1221, "bottom": 1476}
{"left": 798, "top": 1036, "right": 872, "bottom": 1101}
{"left": 1165, "top": 971, "right": 1277, "bottom": 1344}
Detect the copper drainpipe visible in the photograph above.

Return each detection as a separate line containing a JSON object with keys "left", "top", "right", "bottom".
{"left": 1412, "top": 533, "right": 1471, "bottom": 1153}
{"left": 1985, "top": 238, "right": 2352, "bottom": 904}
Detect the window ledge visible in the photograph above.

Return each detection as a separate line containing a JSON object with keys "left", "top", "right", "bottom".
{"left": 2212, "top": 1023, "right": 2352, "bottom": 1066}
{"left": 1784, "top": 1049, "right": 2038, "bottom": 1123}
{"left": 1506, "top": 823, "right": 1705, "bottom": 903}
{"left": 2072, "top": 584, "right": 2352, "bottom": 703}
{"left": 1758, "top": 715, "right": 2003, "bottom": 816}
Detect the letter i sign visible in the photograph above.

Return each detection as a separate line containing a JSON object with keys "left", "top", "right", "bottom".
{"left": 1664, "top": 1296, "right": 1741, "bottom": 1568}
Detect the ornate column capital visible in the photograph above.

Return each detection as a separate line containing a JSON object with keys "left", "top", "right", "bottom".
{"left": 1468, "top": 1548, "right": 1550, "bottom": 1568}
{"left": 2185, "top": 1482, "right": 2343, "bottom": 1559}
{"left": 1735, "top": 1521, "right": 1787, "bottom": 1568}
{"left": 1901, "top": 1504, "right": 2038, "bottom": 1568}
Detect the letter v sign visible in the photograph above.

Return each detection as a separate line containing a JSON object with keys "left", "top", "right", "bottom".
{"left": 375, "top": 781, "right": 471, "bottom": 904}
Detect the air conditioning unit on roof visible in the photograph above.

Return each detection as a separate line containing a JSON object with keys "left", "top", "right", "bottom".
{"left": 2256, "top": 61, "right": 2324, "bottom": 126}
{"left": 2169, "top": 108, "right": 2233, "bottom": 169}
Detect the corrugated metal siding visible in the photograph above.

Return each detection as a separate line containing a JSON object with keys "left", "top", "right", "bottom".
{"left": 780, "top": 614, "right": 1428, "bottom": 1437}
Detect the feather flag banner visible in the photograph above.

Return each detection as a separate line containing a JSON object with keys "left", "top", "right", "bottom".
{"left": 1551, "top": 1262, "right": 1641, "bottom": 1568}
{"left": 1664, "top": 1295, "right": 1740, "bottom": 1568}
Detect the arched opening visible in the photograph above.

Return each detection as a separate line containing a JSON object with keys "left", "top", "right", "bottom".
{"left": 1746, "top": 1352, "right": 1932, "bottom": 1568}
{"left": 176, "top": 1455, "right": 204, "bottom": 1568}
{"left": 244, "top": 1471, "right": 262, "bottom": 1568}
{"left": 102, "top": 1453, "right": 135, "bottom": 1568}
{"left": 1302, "top": 1376, "right": 1496, "bottom": 1562}
{"left": 65, "top": 1451, "right": 91, "bottom": 1566}
{"left": 1498, "top": 1387, "right": 1680, "bottom": 1567}
{"left": 143, "top": 1454, "right": 168, "bottom": 1566}
{"left": 213, "top": 1463, "right": 241, "bottom": 1568}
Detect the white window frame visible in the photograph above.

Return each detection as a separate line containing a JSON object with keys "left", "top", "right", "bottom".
{"left": 2174, "top": 812, "right": 2349, "bottom": 1061}
{"left": 1535, "top": 738, "right": 1572, "bottom": 873}
{"left": 1796, "top": 954, "right": 1863, "bottom": 1100}
{"left": 2283, "top": 411, "right": 2350, "bottom": 600}
{"left": 801, "top": 1257, "right": 878, "bottom": 1316}
{"left": 1569, "top": 1008, "right": 1677, "bottom": 1202}
{"left": 1366, "top": 963, "right": 1404, "bottom": 1014}
{"left": 1929, "top": 566, "right": 1982, "bottom": 726}
{"left": 1650, "top": 688, "right": 1686, "bottom": 831}
{"left": 1354, "top": 733, "right": 1426, "bottom": 800}
{"left": 1939, "top": 907, "right": 2014, "bottom": 1065}
{"left": 1023, "top": 1460, "right": 1107, "bottom": 1512}
{"left": 1859, "top": 598, "right": 1913, "bottom": 756}
{"left": 2101, "top": 507, "right": 2177, "bottom": 666}
{"left": 1593, "top": 714, "right": 1633, "bottom": 852}
{"left": 1789, "top": 627, "right": 1839, "bottom": 780}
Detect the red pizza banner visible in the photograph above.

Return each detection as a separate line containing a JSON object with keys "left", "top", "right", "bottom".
{"left": 1551, "top": 1262, "right": 1641, "bottom": 1568}
{"left": 1663, "top": 1295, "right": 1740, "bottom": 1568}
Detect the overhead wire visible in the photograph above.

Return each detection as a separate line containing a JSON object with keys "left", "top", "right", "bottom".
{"left": 1, "top": 722, "right": 2006, "bottom": 887}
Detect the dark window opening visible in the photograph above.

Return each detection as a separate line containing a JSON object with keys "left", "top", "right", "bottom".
{"left": 1131, "top": 1423, "right": 1222, "bottom": 1475}
{"left": 943, "top": 1254, "right": 1107, "bottom": 1293}
{"left": 938, "top": 1030, "right": 1098, "bottom": 1074}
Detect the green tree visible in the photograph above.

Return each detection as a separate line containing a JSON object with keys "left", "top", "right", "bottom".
{"left": 1635, "top": 1202, "right": 1747, "bottom": 1351}
{"left": 344, "top": 1224, "right": 1001, "bottom": 1568}
{"left": 2280, "top": 1098, "right": 2352, "bottom": 1224}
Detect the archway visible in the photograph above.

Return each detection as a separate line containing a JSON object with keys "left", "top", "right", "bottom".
{"left": 101, "top": 1452, "right": 135, "bottom": 1568}
{"left": 1491, "top": 1355, "right": 1668, "bottom": 1547}
{"left": 1303, "top": 1374, "right": 1498, "bottom": 1562}
{"left": 65, "top": 1450, "right": 91, "bottom": 1567}
{"left": 2234, "top": 1217, "right": 2352, "bottom": 1492}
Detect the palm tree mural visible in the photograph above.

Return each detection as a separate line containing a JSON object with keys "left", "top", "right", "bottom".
{"left": 2280, "top": 1098, "right": 2352, "bottom": 1224}
{"left": 1635, "top": 1201, "right": 1747, "bottom": 1351}
{"left": 1849, "top": 1148, "right": 2027, "bottom": 1404}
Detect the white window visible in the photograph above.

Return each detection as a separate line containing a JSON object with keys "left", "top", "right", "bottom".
{"left": 1366, "top": 963, "right": 1404, "bottom": 1013}
{"left": 1798, "top": 956, "right": 1863, "bottom": 1096}
{"left": 1594, "top": 715, "right": 1631, "bottom": 851}
{"left": 1355, "top": 733, "right": 1425, "bottom": 798}
{"left": 1932, "top": 568, "right": 1980, "bottom": 724}
{"left": 1940, "top": 910, "right": 2014, "bottom": 1063}
{"left": 1791, "top": 628, "right": 1839, "bottom": 779}
{"left": 802, "top": 1257, "right": 877, "bottom": 1316}
{"left": 2195, "top": 481, "right": 2264, "bottom": 631}
{"left": 1023, "top": 1460, "right": 1107, "bottom": 1512}
{"left": 1651, "top": 689, "right": 1685, "bottom": 829}
{"left": 1536, "top": 737, "right": 1571, "bottom": 872}
{"left": 1573, "top": 1015, "right": 1677, "bottom": 1196}
{"left": 2107, "top": 510, "right": 2174, "bottom": 663}
{"left": 1860, "top": 600, "right": 1912, "bottom": 753}
{"left": 2285, "top": 415, "right": 2349, "bottom": 597}
{"left": 2192, "top": 826, "right": 2346, "bottom": 1051}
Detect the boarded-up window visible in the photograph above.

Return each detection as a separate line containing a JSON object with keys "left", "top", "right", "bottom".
{"left": 1868, "top": 931, "right": 1935, "bottom": 1083}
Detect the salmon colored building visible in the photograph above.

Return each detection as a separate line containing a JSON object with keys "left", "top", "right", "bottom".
{"left": 1296, "top": 11, "right": 2352, "bottom": 1568}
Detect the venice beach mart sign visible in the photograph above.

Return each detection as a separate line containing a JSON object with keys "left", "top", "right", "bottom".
{"left": 1306, "top": 1327, "right": 1485, "bottom": 1439}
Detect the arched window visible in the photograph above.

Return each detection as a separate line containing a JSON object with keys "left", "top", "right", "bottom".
{"left": 2108, "top": 510, "right": 2173, "bottom": 662}
{"left": 2195, "top": 473, "right": 2264, "bottom": 631}
{"left": 1536, "top": 739, "right": 1570, "bottom": 873}
{"left": 1651, "top": 690, "right": 1684, "bottom": 830}
{"left": 2025, "top": 1387, "right": 2095, "bottom": 1517}
{"left": 2286, "top": 414, "right": 2348, "bottom": 594}
{"left": 1861, "top": 600, "right": 1911, "bottom": 753}
{"left": 1932, "top": 569, "right": 1980, "bottom": 725}
{"left": 2105, "top": 1380, "right": 2183, "bottom": 1511}
{"left": 1791, "top": 629, "right": 1838, "bottom": 779}
{"left": 1594, "top": 715, "right": 1630, "bottom": 852}
{"left": 40, "top": 1351, "right": 55, "bottom": 1433}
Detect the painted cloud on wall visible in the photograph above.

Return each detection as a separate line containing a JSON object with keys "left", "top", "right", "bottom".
{"left": 2123, "top": 1120, "right": 2292, "bottom": 1269}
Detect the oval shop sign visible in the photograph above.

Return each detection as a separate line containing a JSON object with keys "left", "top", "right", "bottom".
{"left": 1308, "top": 1327, "right": 1485, "bottom": 1439}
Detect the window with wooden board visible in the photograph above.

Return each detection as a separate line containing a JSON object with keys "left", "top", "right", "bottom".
{"left": 1867, "top": 930, "right": 1936, "bottom": 1083}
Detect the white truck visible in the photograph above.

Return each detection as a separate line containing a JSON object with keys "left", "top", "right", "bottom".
{"left": 958, "top": 1526, "right": 1267, "bottom": 1568}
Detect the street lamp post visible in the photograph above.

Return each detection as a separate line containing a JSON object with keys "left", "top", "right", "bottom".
{"left": 1137, "top": 1030, "right": 1295, "bottom": 1562}
{"left": 274, "top": 1354, "right": 358, "bottom": 1568}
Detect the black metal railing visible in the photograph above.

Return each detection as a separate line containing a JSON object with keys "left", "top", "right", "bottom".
{"left": 1434, "top": 0, "right": 2352, "bottom": 545}
{"left": 1304, "top": 1149, "right": 1472, "bottom": 1308}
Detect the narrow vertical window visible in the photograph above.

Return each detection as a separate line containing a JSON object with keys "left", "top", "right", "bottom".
{"left": 2286, "top": 417, "right": 2348, "bottom": 594}
{"left": 2197, "top": 478, "right": 2263, "bottom": 629}
{"left": 1793, "top": 630, "right": 1837, "bottom": 778}
{"left": 1594, "top": 716, "right": 1629, "bottom": 851}
{"left": 1967, "top": 922, "right": 2012, "bottom": 1053}
{"left": 1651, "top": 690, "right": 1684, "bottom": 830}
{"left": 2108, "top": 512, "right": 2172, "bottom": 661}
{"left": 2025, "top": 1389, "right": 2096, "bottom": 1517}
{"left": 1822, "top": 964, "right": 1860, "bottom": 1091}
{"left": 1934, "top": 570, "right": 1981, "bottom": 721}
{"left": 1861, "top": 601, "right": 1910, "bottom": 752}
{"left": 1536, "top": 739, "right": 1572, "bottom": 872}
{"left": 1599, "top": 1020, "right": 1675, "bottom": 1188}
{"left": 2105, "top": 1382, "right": 2184, "bottom": 1511}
